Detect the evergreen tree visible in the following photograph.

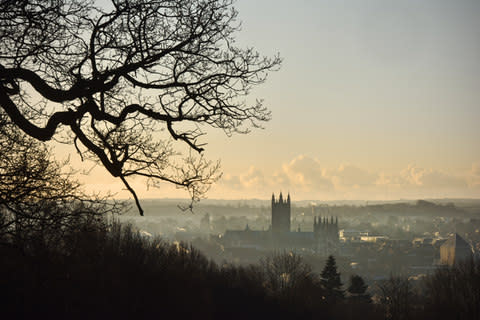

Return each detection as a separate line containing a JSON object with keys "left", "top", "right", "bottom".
{"left": 320, "top": 255, "right": 344, "bottom": 301}
{"left": 347, "top": 275, "right": 371, "bottom": 303}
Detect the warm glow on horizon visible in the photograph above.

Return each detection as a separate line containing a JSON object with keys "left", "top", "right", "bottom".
{"left": 56, "top": 0, "right": 480, "bottom": 202}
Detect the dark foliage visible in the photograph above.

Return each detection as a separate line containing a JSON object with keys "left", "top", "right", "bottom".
{"left": 378, "top": 275, "right": 412, "bottom": 320}
{"left": 10, "top": 213, "right": 479, "bottom": 320}
{"left": 374, "top": 263, "right": 480, "bottom": 320}
{"left": 348, "top": 275, "right": 368, "bottom": 294}
{"left": 1, "top": 220, "right": 327, "bottom": 320}
{"left": 423, "top": 258, "right": 480, "bottom": 320}
{"left": 347, "top": 275, "right": 371, "bottom": 304}
{"left": 321, "top": 255, "right": 345, "bottom": 302}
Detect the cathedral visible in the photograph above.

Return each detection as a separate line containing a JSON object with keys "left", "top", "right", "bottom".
{"left": 271, "top": 192, "right": 291, "bottom": 234}
{"left": 223, "top": 192, "right": 340, "bottom": 253}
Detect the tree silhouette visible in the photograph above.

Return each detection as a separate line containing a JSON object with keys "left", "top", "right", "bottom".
{"left": 378, "top": 275, "right": 411, "bottom": 320}
{"left": 424, "top": 258, "right": 480, "bottom": 320}
{"left": 347, "top": 274, "right": 371, "bottom": 303}
{"left": 320, "top": 255, "right": 344, "bottom": 302}
{"left": 0, "top": 0, "right": 281, "bottom": 215}
{"left": 0, "top": 112, "right": 121, "bottom": 248}
{"left": 261, "top": 251, "right": 314, "bottom": 294}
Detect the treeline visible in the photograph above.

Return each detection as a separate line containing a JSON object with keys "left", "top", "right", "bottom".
{"left": 2, "top": 216, "right": 479, "bottom": 319}
{"left": 0, "top": 218, "right": 359, "bottom": 319}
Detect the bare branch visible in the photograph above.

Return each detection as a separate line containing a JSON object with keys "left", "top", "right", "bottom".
{"left": 0, "top": 0, "right": 281, "bottom": 214}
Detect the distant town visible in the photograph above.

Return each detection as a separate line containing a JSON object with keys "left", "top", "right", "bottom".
{"left": 120, "top": 195, "right": 480, "bottom": 291}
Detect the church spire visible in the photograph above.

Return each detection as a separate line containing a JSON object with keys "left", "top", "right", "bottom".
{"left": 279, "top": 192, "right": 283, "bottom": 203}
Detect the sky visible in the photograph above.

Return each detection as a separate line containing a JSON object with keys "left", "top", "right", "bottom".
{"left": 59, "top": 0, "right": 480, "bottom": 201}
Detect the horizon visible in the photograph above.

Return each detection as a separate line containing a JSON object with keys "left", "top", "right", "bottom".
{"left": 116, "top": 196, "right": 480, "bottom": 203}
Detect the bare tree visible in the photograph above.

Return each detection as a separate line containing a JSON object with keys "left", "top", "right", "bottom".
{"left": 378, "top": 275, "right": 411, "bottom": 320}
{"left": 0, "top": 112, "right": 122, "bottom": 250}
{"left": 424, "top": 258, "right": 480, "bottom": 320}
{"left": 0, "top": 0, "right": 281, "bottom": 214}
{"left": 260, "top": 251, "right": 314, "bottom": 294}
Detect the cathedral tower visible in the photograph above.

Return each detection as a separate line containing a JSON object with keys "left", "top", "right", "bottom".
{"left": 271, "top": 192, "right": 291, "bottom": 233}
{"left": 313, "top": 215, "right": 340, "bottom": 254}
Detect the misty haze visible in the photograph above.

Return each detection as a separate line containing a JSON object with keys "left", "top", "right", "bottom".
{"left": 1, "top": 0, "right": 479, "bottom": 319}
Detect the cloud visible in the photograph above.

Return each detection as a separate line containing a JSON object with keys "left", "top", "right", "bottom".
{"left": 221, "top": 173, "right": 243, "bottom": 190}
{"left": 468, "top": 162, "right": 480, "bottom": 188}
{"left": 330, "top": 164, "right": 378, "bottom": 188}
{"left": 221, "top": 166, "right": 266, "bottom": 190}
{"left": 399, "top": 165, "right": 467, "bottom": 188}
{"left": 274, "top": 155, "right": 333, "bottom": 191}
{"left": 241, "top": 166, "right": 266, "bottom": 188}
{"left": 472, "top": 162, "right": 480, "bottom": 176}
{"left": 210, "top": 157, "right": 478, "bottom": 200}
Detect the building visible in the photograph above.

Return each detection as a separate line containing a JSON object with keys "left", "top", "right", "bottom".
{"left": 439, "top": 233, "right": 472, "bottom": 266}
{"left": 313, "top": 215, "right": 339, "bottom": 252}
{"left": 222, "top": 193, "right": 339, "bottom": 253}
{"left": 271, "top": 192, "right": 291, "bottom": 234}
